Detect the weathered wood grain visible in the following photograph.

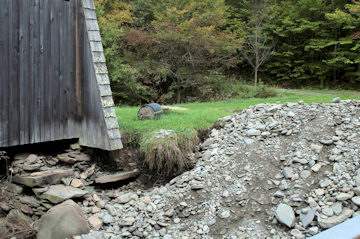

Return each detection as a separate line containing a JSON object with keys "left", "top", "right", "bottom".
{"left": 0, "top": 0, "right": 9, "bottom": 146}
{"left": 8, "top": 0, "right": 20, "bottom": 146}
{"left": 0, "top": 0, "right": 122, "bottom": 151}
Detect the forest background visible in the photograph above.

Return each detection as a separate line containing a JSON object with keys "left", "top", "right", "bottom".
{"left": 94, "top": 0, "right": 360, "bottom": 105}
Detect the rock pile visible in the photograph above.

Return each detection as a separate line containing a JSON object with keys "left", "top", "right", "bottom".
{"left": 0, "top": 144, "right": 138, "bottom": 238}
{"left": 2, "top": 99, "right": 360, "bottom": 239}
{"left": 78, "top": 99, "right": 360, "bottom": 238}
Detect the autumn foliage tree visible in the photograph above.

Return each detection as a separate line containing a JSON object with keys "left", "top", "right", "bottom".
{"left": 95, "top": 0, "right": 238, "bottom": 105}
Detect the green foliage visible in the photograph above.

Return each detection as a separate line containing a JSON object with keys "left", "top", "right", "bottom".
{"left": 265, "top": 0, "right": 360, "bottom": 87}
{"left": 95, "top": 0, "right": 360, "bottom": 105}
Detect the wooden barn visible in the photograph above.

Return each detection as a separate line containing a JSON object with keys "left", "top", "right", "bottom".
{"left": 0, "top": 0, "right": 123, "bottom": 151}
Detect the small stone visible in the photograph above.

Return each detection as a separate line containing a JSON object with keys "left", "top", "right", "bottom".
{"left": 331, "top": 202, "right": 343, "bottom": 215}
{"left": 124, "top": 217, "right": 136, "bottom": 225}
{"left": 293, "top": 158, "right": 308, "bottom": 164}
{"left": 174, "top": 218, "right": 180, "bottom": 223}
{"left": 70, "top": 143, "right": 81, "bottom": 150}
{"left": 300, "top": 170, "right": 311, "bottom": 179}
{"left": 322, "top": 208, "right": 334, "bottom": 217}
{"left": 300, "top": 208, "right": 315, "bottom": 228}
{"left": 283, "top": 167, "right": 294, "bottom": 179}
{"left": 290, "top": 229, "right": 303, "bottom": 239}
{"left": 319, "top": 179, "right": 332, "bottom": 188}
{"left": 319, "top": 139, "right": 333, "bottom": 145}
{"left": 88, "top": 215, "right": 102, "bottom": 230}
{"left": 91, "top": 207, "right": 101, "bottom": 214}
{"left": 311, "top": 164, "right": 322, "bottom": 172}
{"left": 71, "top": 179, "right": 84, "bottom": 188}
{"left": 0, "top": 202, "right": 10, "bottom": 212}
{"left": 351, "top": 196, "right": 360, "bottom": 206}
{"left": 25, "top": 154, "right": 38, "bottom": 164}
{"left": 96, "top": 201, "right": 105, "bottom": 209}
{"left": 22, "top": 163, "right": 41, "bottom": 171}
{"left": 191, "top": 183, "right": 205, "bottom": 190}
{"left": 315, "top": 188, "right": 325, "bottom": 196}
{"left": 307, "top": 197, "right": 319, "bottom": 208}
{"left": 311, "top": 144, "right": 323, "bottom": 154}
{"left": 307, "top": 226, "right": 319, "bottom": 235}
{"left": 164, "top": 208, "right": 175, "bottom": 217}
{"left": 244, "top": 138, "right": 254, "bottom": 145}
{"left": 246, "top": 128, "right": 261, "bottom": 136}
{"left": 103, "top": 214, "right": 114, "bottom": 224}
{"left": 336, "top": 193, "right": 351, "bottom": 201}
{"left": 93, "top": 194, "right": 100, "bottom": 202}
{"left": 202, "top": 138, "right": 215, "bottom": 148}
{"left": 274, "top": 191, "right": 285, "bottom": 197}
{"left": 354, "top": 187, "right": 360, "bottom": 196}
{"left": 116, "top": 193, "right": 138, "bottom": 204}
{"left": 220, "top": 209, "right": 230, "bottom": 219}
{"left": 57, "top": 154, "right": 76, "bottom": 164}
{"left": 275, "top": 203, "right": 296, "bottom": 228}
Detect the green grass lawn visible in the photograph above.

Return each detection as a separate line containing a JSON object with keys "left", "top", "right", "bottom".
{"left": 291, "top": 88, "right": 360, "bottom": 95}
{"left": 116, "top": 91, "right": 360, "bottom": 137}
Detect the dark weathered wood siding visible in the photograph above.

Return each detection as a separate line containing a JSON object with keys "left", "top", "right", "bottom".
{"left": 0, "top": 0, "right": 122, "bottom": 151}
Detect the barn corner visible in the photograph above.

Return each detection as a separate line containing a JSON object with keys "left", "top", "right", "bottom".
{"left": 78, "top": 0, "right": 123, "bottom": 151}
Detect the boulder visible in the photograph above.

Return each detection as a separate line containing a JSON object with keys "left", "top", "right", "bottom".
{"left": 12, "top": 169, "right": 74, "bottom": 187}
{"left": 37, "top": 200, "right": 89, "bottom": 239}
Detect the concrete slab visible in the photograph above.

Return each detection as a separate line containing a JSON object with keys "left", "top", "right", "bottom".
{"left": 309, "top": 215, "right": 360, "bottom": 239}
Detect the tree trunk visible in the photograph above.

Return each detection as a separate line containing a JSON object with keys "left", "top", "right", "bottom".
{"left": 177, "top": 89, "right": 181, "bottom": 103}
{"left": 254, "top": 67, "right": 258, "bottom": 89}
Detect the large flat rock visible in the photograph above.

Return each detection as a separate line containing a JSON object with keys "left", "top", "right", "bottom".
{"left": 37, "top": 185, "right": 87, "bottom": 204}
{"left": 311, "top": 215, "right": 360, "bottom": 239}
{"left": 95, "top": 169, "right": 139, "bottom": 184}
{"left": 317, "top": 208, "right": 354, "bottom": 229}
{"left": 12, "top": 169, "right": 74, "bottom": 187}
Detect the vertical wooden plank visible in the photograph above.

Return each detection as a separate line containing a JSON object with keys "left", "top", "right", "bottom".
{"left": 50, "top": 0, "right": 60, "bottom": 141}
{"left": 43, "top": 0, "right": 51, "bottom": 142}
{"left": 8, "top": 0, "right": 20, "bottom": 146}
{"left": 35, "top": 0, "right": 41, "bottom": 143}
{"left": 60, "top": 1, "right": 69, "bottom": 139}
{"left": 19, "top": 0, "right": 30, "bottom": 145}
{"left": 39, "top": 0, "right": 46, "bottom": 142}
{"left": 0, "top": 0, "right": 9, "bottom": 146}
{"left": 29, "top": 0, "right": 40, "bottom": 144}
{"left": 68, "top": 0, "right": 78, "bottom": 138}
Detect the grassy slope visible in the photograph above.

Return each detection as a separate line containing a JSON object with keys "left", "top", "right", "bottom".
{"left": 116, "top": 91, "right": 360, "bottom": 135}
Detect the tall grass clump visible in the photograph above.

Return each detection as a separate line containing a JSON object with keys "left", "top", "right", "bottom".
{"left": 140, "top": 129, "right": 198, "bottom": 177}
